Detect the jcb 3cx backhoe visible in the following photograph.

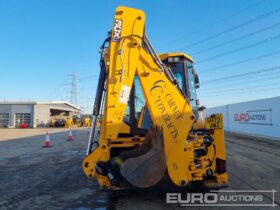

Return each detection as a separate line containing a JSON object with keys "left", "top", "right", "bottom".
{"left": 83, "top": 6, "right": 228, "bottom": 190}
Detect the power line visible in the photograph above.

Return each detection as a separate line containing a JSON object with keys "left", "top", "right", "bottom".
{"left": 78, "top": 84, "right": 97, "bottom": 90}
{"left": 200, "top": 72, "right": 280, "bottom": 91}
{"left": 177, "top": 6, "right": 280, "bottom": 51}
{"left": 201, "top": 65, "right": 280, "bottom": 83}
{"left": 48, "top": 84, "right": 64, "bottom": 99}
{"left": 49, "top": 85, "right": 66, "bottom": 101}
{"left": 200, "top": 74, "right": 280, "bottom": 92}
{"left": 158, "top": 0, "right": 265, "bottom": 48}
{"left": 47, "top": 77, "right": 69, "bottom": 101}
{"left": 199, "top": 49, "right": 280, "bottom": 73}
{"left": 77, "top": 75, "right": 99, "bottom": 81}
{"left": 197, "top": 34, "right": 280, "bottom": 64}
{"left": 192, "top": 22, "right": 280, "bottom": 55}
{"left": 200, "top": 85, "right": 280, "bottom": 97}
{"left": 200, "top": 80, "right": 280, "bottom": 97}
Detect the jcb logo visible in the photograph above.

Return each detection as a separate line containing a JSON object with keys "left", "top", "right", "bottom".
{"left": 112, "top": 19, "right": 122, "bottom": 42}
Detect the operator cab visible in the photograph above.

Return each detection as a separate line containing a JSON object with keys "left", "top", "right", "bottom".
{"left": 160, "top": 53, "right": 200, "bottom": 110}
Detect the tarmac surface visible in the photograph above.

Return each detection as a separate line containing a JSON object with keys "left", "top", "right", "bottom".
{"left": 0, "top": 128, "right": 279, "bottom": 210}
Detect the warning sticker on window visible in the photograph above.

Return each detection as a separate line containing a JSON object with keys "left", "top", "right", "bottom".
{"left": 119, "top": 85, "right": 131, "bottom": 104}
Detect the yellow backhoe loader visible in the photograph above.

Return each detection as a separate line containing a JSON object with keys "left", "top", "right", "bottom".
{"left": 83, "top": 6, "right": 228, "bottom": 190}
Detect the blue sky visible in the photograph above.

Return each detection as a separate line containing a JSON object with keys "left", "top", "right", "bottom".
{"left": 0, "top": 0, "right": 280, "bottom": 113}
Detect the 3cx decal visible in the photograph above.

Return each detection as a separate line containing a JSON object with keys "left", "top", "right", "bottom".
{"left": 112, "top": 19, "right": 122, "bottom": 42}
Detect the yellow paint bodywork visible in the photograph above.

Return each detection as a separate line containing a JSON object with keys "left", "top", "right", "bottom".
{"left": 65, "top": 118, "right": 74, "bottom": 128}
{"left": 83, "top": 118, "right": 91, "bottom": 127}
{"left": 83, "top": 6, "right": 228, "bottom": 189}
{"left": 206, "top": 114, "right": 228, "bottom": 185}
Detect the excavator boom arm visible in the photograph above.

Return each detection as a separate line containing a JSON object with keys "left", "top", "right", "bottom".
{"left": 103, "top": 6, "right": 196, "bottom": 185}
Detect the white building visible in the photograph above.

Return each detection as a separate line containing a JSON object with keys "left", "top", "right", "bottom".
{"left": 204, "top": 96, "right": 280, "bottom": 139}
{"left": 0, "top": 101, "right": 81, "bottom": 128}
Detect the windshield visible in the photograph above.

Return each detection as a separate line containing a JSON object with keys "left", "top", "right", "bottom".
{"left": 187, "top": 62, "right": 198, "bottom": 108}
{"left": 167, "top": 62, "right": 187, "bottom": 94}
{"left": 165, "top": 60, "right": 198, "bottom": 108}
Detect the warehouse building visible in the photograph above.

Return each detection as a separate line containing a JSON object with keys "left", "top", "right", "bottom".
{"left": 0, "top": 101, "right": 81, "bottom": 128}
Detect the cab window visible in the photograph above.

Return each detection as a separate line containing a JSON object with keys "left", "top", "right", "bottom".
{"left": 187, "top": 62, "right": 198, "bottom": 108}
{"left": 167, "top": 62, "right": 186, "bottom": 94}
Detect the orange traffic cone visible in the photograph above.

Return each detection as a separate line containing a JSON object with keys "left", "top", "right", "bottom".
{"left": 67, "top": 127, "right": 74, "bottom": 141}
{"left": 43, "top": 131, "right": 52, "bottom": 148}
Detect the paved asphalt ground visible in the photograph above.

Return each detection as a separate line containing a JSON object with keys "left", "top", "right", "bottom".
{"left": 0, "top": 128, "right": 279, "bottom": 210}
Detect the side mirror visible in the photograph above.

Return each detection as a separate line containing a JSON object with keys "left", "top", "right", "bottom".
{"left": 192, "top": 68, "right": 200, "bottom": 88}
{"left": 198, "top": 106, "right": 206, "bottom": 111}
{"left": 195, "top": 74, "right": 200, "bottom": 89}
